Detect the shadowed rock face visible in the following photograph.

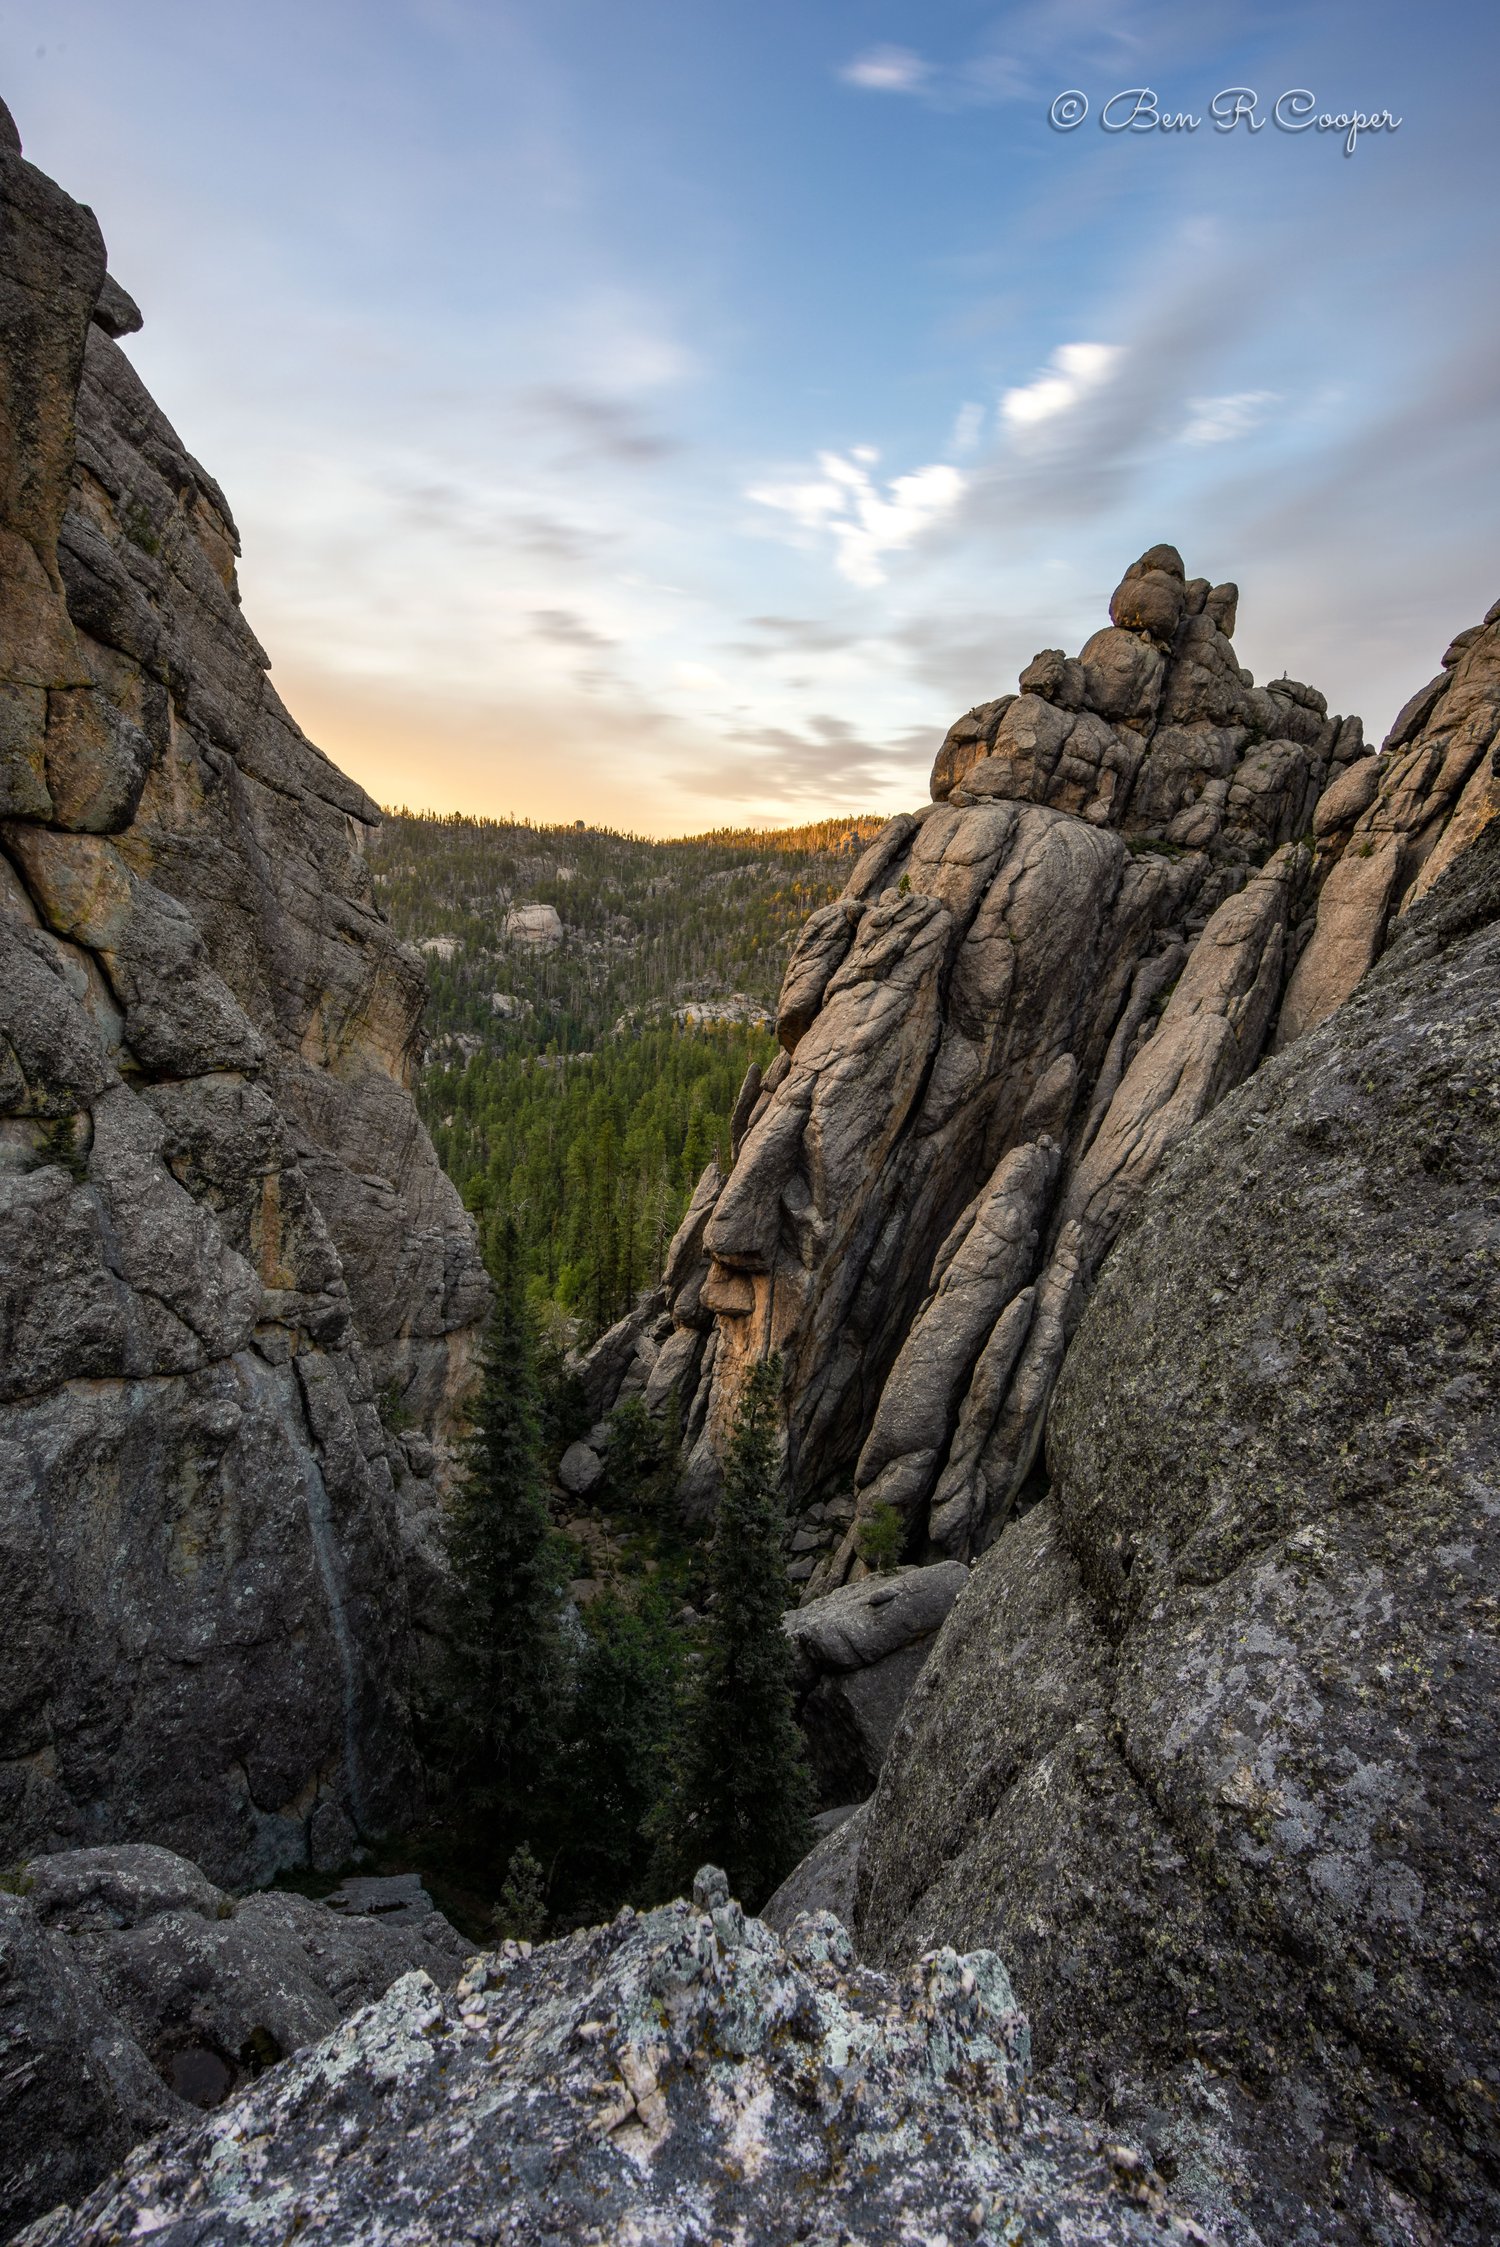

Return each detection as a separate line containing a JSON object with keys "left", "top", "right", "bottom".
{"left": 782, "top": 1561, "right": 968, "bottom": 1801}
{"left": 17, "top": 1869, "right": 1224, "bottom": 2247}
{"left": 0, "top": 110, "right": 487, "bottom": 1882}
{"left": 854, "top": 820, "right": 1500, "bottom": 2247}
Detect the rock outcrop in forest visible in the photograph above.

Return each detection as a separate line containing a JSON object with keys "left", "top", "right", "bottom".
{"left": 591, "top": 547, "right": 1499, "bottom": 1590}
{"left": 0, "top": 104, "right": 487, "bottom": 1886}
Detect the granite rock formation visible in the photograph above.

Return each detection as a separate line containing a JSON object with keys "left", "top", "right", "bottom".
{"left": 18, "top": 1868, "right": 1222, "bottom": 2247}
{"left": 761, "top": 1802, "right": 870, "bottom": 1935}
{"left": 783, "top": 1560, "right": 967, "bottom": 1801}
{"left": 587, "top": 563, "right": 1500, "bottom": 1624}
{"left": 0, "top": 108, "right": 487, "bottom": 1883}
{"left": 583, "top": 541, "right": 1377, "bottom": 1584}
{"left": 0, "top": 1844, "right": 470, "bottom": 2240}
{"left": 1276, "top": 594, "right": 1500, "bottom": 1044}
{"left": 853, "top": 816, "right": 1500, "bottom": 2245}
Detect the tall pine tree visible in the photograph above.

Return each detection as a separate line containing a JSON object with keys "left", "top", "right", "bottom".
{"left": 558, "top": 1585, "right": 683, "bottom": 1920}
{"left": 438, "top": 1216, "right": 569, "bottom": 1880}
{"left": 650, "top": 1352, "right": 813, "bottom": 1908}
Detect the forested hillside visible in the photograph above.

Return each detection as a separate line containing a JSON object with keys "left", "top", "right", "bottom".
{"left": 368, "top": 812, "right": 881, "bottom": 1330}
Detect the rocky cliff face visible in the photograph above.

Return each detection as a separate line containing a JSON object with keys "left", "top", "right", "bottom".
{"left": 0, "top": 108, "right": 487, "bottom": 1884}
{"left": 853, "top": 807, "right": 1500, "bottom": 2247}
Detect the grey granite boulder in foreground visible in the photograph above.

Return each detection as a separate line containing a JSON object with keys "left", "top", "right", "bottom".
{"left": 19, "top": 1869, "right": 1220, "bottom": 2247}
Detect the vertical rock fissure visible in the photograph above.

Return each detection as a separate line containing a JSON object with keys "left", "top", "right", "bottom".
{"left": 295, "top": 1442, "right": 367, "bottom": 1835}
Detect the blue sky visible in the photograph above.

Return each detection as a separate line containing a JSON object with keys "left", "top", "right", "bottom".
{"left": 4, "top": 0, "right": 1496, "bottom": 832}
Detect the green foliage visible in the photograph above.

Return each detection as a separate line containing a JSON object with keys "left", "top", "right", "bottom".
{"left": 367, "top": 810, "right": 882, "bottom": 1341}
{"left": 855, "top": 1501, "right": 907, "bottom": 1574}
{"left": 435, "top": 1219, "right": 570, "bottom": 1876}
{"left": 491, "top": 1843, "right": 548, "bottom": 1942}
{"left": 368, "top": 809, "right": 883, "bottom": 1066}
{"left": 425, "top": 1022, "right": 774, "bottom": 1339}
{"left": 375, "top": 1380, "right": 415, "bottom": 1436}
{"left": 536, "top": 1346, "right": 591, "bottom": 1457}
{"left": 604, "top": 1391, "right": 684, "bottom": 1525}
{"left": 37, "top": 1113, "right": 88, "bottom": 1182}
{"left": 557, "top": 1586, "right": 685, "bottom": 1920}
{"left": 649, "top": 1354, "right": 813, "bottom": 1909}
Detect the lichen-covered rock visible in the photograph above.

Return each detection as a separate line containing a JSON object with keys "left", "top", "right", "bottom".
{"left": 854, "top": 818, "right": 1500, "bottom": 2246}
{"left": 0, "top": 108, "right": 487, "bottom": 1880}
{"left": 18, "top": 1869, "right": 1222, "bottom": 2247}
{"left": 0, "top": 1844, "right": 471, "bottom": 2239}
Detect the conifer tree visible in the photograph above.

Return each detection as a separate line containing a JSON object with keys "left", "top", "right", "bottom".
{"left": 559, "top": 1585, "right": 683, "bottom": 1918}
{"left": 492, "top": 1842, "right": 548, "bottom": 1942}
{"left": 438, "top": 1216, "right": 569, "bottom": 1873}
{"left": 650, "top": 1353, "right": 813, "bottom": 1907}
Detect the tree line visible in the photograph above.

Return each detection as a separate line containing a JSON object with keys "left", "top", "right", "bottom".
{"left": 424, "top": 1021, "right": 775, "bottom": 1337}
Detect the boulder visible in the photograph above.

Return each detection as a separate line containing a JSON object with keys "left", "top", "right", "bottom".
{"left": 855, "top": 819, "right": 1500, "bottom": 2246}
{"left": 557, "top": 1439, "right": 604, "bottom": 1496}
{"left": 504, "top": 901, "right": 564, "bottom": 947}
{"left": 783, "top": 1563, "right": 969, "bottom": 1801}
{"left": 0, "top": 1844, "right": 469, "bottom": 2238}
{"left": 20, "top": 1871, "right": 1223, "bottom": 2247}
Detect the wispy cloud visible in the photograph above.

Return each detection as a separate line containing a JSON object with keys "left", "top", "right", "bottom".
{"left": 1001, "top": 342, "right": 1124, "bottom": 432}
{"left": 1181, "top": 390, "right": 1279, "bottom": 445}
{"left": 835, "top": 3, "right": 1156, "bottom": 112}
{"left": 529, "top": 607, "right": 615, "bottom": 648}
{"left": 747, "top": 449, "right": 965, "bottom": 587}
{"left": 698, "top": 712, "right": 931, "bottom": 805}
{"left": 738, "top": 615, "right": 874, "bottom": 657}
{"left": 520, "top": 385, "right": 679, "bottom": 462}
{"left": 838, "top": 45, "right": 930, "bottom": 94}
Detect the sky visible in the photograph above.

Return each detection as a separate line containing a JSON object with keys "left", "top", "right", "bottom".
{"left": 3, "top": 0, "right": 1497, "bottom": 835}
